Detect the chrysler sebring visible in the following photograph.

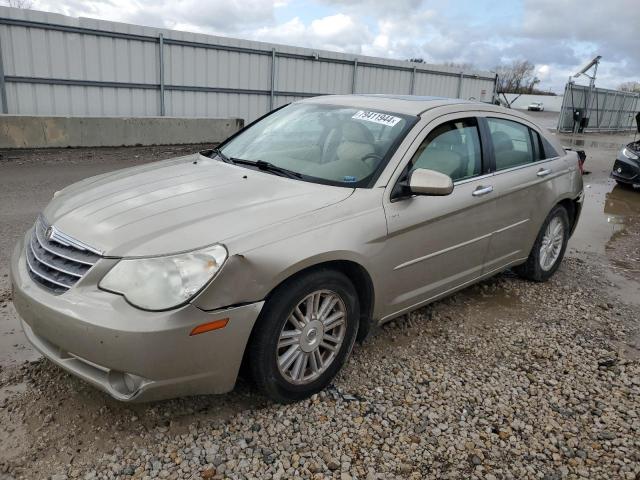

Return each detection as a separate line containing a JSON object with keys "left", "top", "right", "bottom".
{"left": 11, "top": 95, "right": 584, "bottom": 402}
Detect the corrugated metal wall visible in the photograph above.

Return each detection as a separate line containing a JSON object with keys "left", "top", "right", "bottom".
{"left": 557, "top": 83, "right": 640, "bottom": 133}
{"left": 0, "top": 6, "right": 497, "bottom": 123}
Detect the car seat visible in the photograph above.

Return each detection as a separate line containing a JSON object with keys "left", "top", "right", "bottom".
{"left": 313, "top": 121, "right": 376, "bottom": 181}
{"left": 493, "top": 131, "right": 530, "bottom": 169}
{"left": 413, "top": 127, "right": 463, "bottom": 178}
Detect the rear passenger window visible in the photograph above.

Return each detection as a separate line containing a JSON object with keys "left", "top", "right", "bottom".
{"left": 487, "top": 118, "right": 534, "bottom": 170}
{"left": 408, "top": 118, "right": 482, "bottom": 182}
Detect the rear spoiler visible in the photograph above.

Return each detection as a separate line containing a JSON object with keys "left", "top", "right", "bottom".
{"left": 563, "top": 147, "right": 587, "bottom": 174}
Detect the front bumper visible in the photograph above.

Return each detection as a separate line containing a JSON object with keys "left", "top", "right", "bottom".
{"left": 611, "top": 153, "right": 640, "bottom": 185}
{"left": 10, "top": 235, "right": 263, "bottom": 402}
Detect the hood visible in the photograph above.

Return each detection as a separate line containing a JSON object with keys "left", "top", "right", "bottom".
{"left": 44, "top": 153, "right": 353, "bottom": 257}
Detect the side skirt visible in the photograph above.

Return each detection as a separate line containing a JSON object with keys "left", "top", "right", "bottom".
{"left": 376, "top": 256, "right": 528, "bottom": 326}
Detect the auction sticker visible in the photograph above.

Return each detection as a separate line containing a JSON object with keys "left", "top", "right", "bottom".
{"left": 352, "top": 110, "right": 401, "bottom": 127}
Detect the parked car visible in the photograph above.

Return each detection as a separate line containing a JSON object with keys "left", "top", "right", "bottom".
{"left": 527, "top": 101, "right": 544, "bottom": 111}
{"left": 611, "top": 113, "right": 640, "bottom": 188}
{"left": 11, "top": 95, "right": 584, "bottom": 403}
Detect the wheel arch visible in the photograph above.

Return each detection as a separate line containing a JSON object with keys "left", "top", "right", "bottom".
{"left": 262, "top": 259, "right": 376, "bottom": 341}
{"left": 239, "top": 258, "right": 376, "bottom": 381}
{"left": 557, "top": 196, "right": 581, "bottom": 236}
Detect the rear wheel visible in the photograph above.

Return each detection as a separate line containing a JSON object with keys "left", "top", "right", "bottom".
{"left": 514, "top": 205, "right": 569, "bottom": 282}
{"left": 248, "top": 269, "right": 359, "bottom": 403}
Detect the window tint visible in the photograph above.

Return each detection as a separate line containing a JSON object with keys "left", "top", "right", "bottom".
{"left": 541, "top": 135, "right": 560, "bottom": 159}
{"left": 531, "top": 130, "right": 542, "bottom": 161}
{"left": 408, "top": 118, "right": 482, "bottom": 182}
{"left": 487, "top": 118, "right": 534, "bottom": 170}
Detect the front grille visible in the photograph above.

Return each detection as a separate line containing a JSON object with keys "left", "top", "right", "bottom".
{"left": 26, "top": 216, "right": 101, "bottom": 294}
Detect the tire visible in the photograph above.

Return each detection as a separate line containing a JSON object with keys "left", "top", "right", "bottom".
{"left": 247, "top": 269, "right": 359, "bottom": 403}
{"left": 514, "top": 205, "right": 570, "bottom": 282}
{"left": 615, "top": 179, "right": 634, "bottom": 189}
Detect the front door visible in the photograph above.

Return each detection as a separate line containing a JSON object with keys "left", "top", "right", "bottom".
{"left": 381, "top": 115, "right": 496, "bottom": 318}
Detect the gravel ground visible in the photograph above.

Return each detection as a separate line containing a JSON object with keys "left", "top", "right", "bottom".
{"left": 0, "top": 136, "right": 639, "bottom": 480}
{"left": 1, "top": 258, "right": 639, "bottom": 480}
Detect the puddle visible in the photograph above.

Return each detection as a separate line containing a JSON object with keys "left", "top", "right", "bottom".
{"left": 569, "top": 181, "right": 640, "bottom": 255}
{"left": 0, "top": 298, "right": 40, "bottom": 369}
{"left": 561, "top": 137, "right": 628, "bottom": 150}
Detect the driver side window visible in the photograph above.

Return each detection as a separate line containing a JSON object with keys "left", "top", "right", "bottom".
{"left": 408, "top": 117, "right": 482, "bottom": 182}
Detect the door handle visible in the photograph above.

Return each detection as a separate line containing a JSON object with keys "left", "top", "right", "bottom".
{"left": 537, "top": 168, "right": 552, "bottom": 177}
{"left": 472, "top": 185, "right": 494, "bottom": 197}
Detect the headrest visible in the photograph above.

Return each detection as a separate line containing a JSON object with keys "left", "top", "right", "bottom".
{"left": 342, "top": 122, "right": 375, "bottom": 143}
{"left": 435, "top": 128, "right": 463, "bottom": 146}
{"left": 492, "top": 131, "right": 513, "bottom": 152}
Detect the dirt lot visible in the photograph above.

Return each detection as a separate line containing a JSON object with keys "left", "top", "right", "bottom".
{"left": 0, "top": 133, "right": 639, "bottom": 480}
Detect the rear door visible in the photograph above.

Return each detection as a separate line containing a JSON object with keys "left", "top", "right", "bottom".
{"left": 380, "top": 114, "right": 496, "bottom": 318}
{"left": 480, "top": 114, "right": 572, "bottom": 271}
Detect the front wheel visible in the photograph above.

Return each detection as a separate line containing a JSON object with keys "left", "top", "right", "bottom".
{"left": 615, "top": 179, "right": 634, "bottom": 189}
{"left": 247, "top": 269, "right": 359, "bottom": 403}
{"left": 514, "top": 205, "right": 570, "bottom": 282}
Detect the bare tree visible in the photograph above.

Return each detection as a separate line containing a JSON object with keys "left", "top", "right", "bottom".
{"left": 5, "top": 0, "right": 34, "bottom": 8}
{"left": 495, "top": 60, "right": 537, "bottom": 94}
{"left": 618, "top": 81, "right": 640, "bottom": 93}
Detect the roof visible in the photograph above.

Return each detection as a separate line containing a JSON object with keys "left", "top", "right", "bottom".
{"left": 298, "top": 94, "right": 477, "bottom": 116}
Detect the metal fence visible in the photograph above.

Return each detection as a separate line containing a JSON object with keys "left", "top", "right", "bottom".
{"left": 557, "top": 82, "right": 640, "bottom": 133}
{"left": 0, "top": 6, "right": 498, "bottom": 123}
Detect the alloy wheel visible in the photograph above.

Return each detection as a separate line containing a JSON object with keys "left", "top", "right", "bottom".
{"left": 539, "top": 215, "right": 564, "bottom": 271}
{"left": 276, "top": 289, "right": 347, "bottom": 384}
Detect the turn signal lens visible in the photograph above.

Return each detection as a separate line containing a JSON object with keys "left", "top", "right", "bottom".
{"left": 189, "top": 318, "right": 229, "bottom": 336}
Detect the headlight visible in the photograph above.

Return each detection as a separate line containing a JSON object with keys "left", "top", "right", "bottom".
{"left": 622, "top": 147, "right": 639, "bottom": 160}
{"left": 99, "top": 244, "right": 228, "bottom": 311}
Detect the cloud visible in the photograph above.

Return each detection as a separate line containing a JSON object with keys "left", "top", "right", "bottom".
{"left": 319, "top": 0, "right": 425, "bottom": 18}
{"left": 252, "top": 13, "right": 373, "bottom": 53}
{"left": 32, "top": 0, "right": 279, "bottom": 32}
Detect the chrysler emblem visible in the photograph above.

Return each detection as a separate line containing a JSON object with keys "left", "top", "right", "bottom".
{"left": 45, "top": 226, "right": 54, "bottom": 241}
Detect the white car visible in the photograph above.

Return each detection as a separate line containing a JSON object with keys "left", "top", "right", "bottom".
{"left": 527, "top": 102, "right": 544, "bottom": 111}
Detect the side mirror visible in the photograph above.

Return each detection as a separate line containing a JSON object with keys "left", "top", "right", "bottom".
{"left": 408, "top": 168, "right": 454, "bottom": 196}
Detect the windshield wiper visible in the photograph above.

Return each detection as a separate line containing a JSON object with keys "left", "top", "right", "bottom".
{"left": 210, "top": 147, "right": 234, "bottom": 164}
{"left": 231, "top": 158, "right": 304, "bottom": 179}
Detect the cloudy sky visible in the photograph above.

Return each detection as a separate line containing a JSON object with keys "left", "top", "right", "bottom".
{"left": 19, "top": 0, "right": 639, "bottom": 93}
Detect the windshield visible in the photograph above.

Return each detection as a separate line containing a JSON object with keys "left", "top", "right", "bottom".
{"left": 219, "top": 103, "right": 416, "bottom": 187}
